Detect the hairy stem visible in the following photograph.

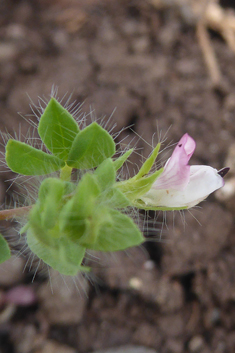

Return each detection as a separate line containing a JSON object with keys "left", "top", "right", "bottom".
{"left": 60, "top": 164, "right": 73, "bottom": 181}
{"left": 0, "top": 206, "right": 32, "bottom": 220}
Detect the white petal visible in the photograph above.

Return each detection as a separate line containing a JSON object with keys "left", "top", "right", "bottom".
{"left": 141, "top": 166, "right": 224, "bottom": 208}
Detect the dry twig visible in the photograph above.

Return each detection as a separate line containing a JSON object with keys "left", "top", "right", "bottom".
{"left": 150, "top": 0, "right": 235, "bottom": 85}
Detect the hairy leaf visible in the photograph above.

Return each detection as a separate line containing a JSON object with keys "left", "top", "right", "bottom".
{"left": 94, "top": 158, "right": 116, "bottom": 191}
{"left": 27, "top": 228, "right": 86, "bottom": 276}
{"left": 80, "top": 208, "right": 144, "bottom": 251}
{"left": 136, "top": 143, "right": 161, "bottom": 179}
{"left": 113, "top": 149, "right": 133, "bottom": 171}
{"left": 67, "top": 122, "right": 115, "bottom": 169}
{"left": 38, "top": 98, "right": 80, "bottom": 160}
{"left": 6, "top": 140, "right": 65, "bottom": 175}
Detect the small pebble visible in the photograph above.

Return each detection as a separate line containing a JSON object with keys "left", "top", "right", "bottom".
{"left": 5, "top": 24, "right": 26, "bottom": 40}
{"left": 0, "top": 43, "right": 18, "bottom": 62}
{"left": 210, "top": 308, "right": 221, "bottom": 325}
{"left": 143, "top": 260, "right": 155, "bottom": 271}
{"left": 188, "top": 335, "right": 205, "bottom": 352}
{"left": 129, "top": 277, "right": 143, "bottom": 290}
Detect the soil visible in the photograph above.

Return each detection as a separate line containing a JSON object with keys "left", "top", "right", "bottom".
{"left": 0, "top": 0, "right": 235, "bottom": 352}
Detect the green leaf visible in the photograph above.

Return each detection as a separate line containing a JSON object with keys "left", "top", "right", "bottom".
{"left": 117, "top": 168, "right": 163, "bottom": 202}
{"left": 27, "top": 228, "right": 86, "bottom": 276}
{"left": 68, "top": 173, "right": 100, "bottom": 219}
{"left": 113, "top": 149, "right": 133, "bottom": 171}
{"left": 67, "top": 122, "right": 116, "bottom": 169}
{"left": 38, "top": 178, "right": 66, "bottom": 229}
{"left": 60, "top": 200, "right": 89, "bottom": 242}
{"left": 98, "top": 188, "right": 130, "bottom": 209}
{"left": 38, "top": 178, "right": 65, "bottom": 203}
{"left": 6, "top": 140, "right": 65, "bottom": 176}
{"left": 94, "top": 158, "right": 116, "bottom": 191}
{"left": 59, "top": 173, "right": 100, "bottom": 239}
{"left": 136, "top": 143, "right": 161, "bottom": 179}
{"left": 0, "top": 233, "right": 11, "bottom": 264}
{"left": 106, "top": 188, "right": 130, "bottom": 208}
{"left": 82, "top": 209, "right": 144, "bottom": 251}
{"left": 38, "top": 98, "right": 80, "bottom": 160}
{"left": 27, "top": 178, "right": 75, "bottom": 245}
{"left": 27, "top": 206, "right": 58, "bottom": 247}
{"left": 94, "top": 159, "right": 130, "bottom": 208}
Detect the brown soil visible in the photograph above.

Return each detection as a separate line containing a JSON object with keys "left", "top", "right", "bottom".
{"left": 0, "top": 1, "right": 235, "bottom": 352}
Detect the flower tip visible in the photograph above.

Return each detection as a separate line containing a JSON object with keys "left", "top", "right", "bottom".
{"left": 218, "top": 167, "right": 230, "bottom": 178}
{"left": 177, "top": 133, "right": 196, "bottom": 157}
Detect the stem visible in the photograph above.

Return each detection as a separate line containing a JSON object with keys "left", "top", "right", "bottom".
{"left": 0, "top": 206, "right": 32, "bottom": 221}
{"left": 60, "top": 164, "right": 73, "bottom": 181}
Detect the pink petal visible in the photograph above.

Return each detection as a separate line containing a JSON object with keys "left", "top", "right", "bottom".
{"left": 153, "top": 133, "right": 196, "bottom": 191}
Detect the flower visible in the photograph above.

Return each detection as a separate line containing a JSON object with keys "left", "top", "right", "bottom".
{"left": 140, "top": 133, "right": 229, "bottom": 208}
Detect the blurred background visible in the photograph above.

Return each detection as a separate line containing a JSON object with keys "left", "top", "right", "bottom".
{"left": 1, "top": 0, "right": 235, "bottom": 352}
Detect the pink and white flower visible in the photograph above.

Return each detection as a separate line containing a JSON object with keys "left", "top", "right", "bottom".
{"left": 141, "top": 133, "right": 229, "bottom": 208}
